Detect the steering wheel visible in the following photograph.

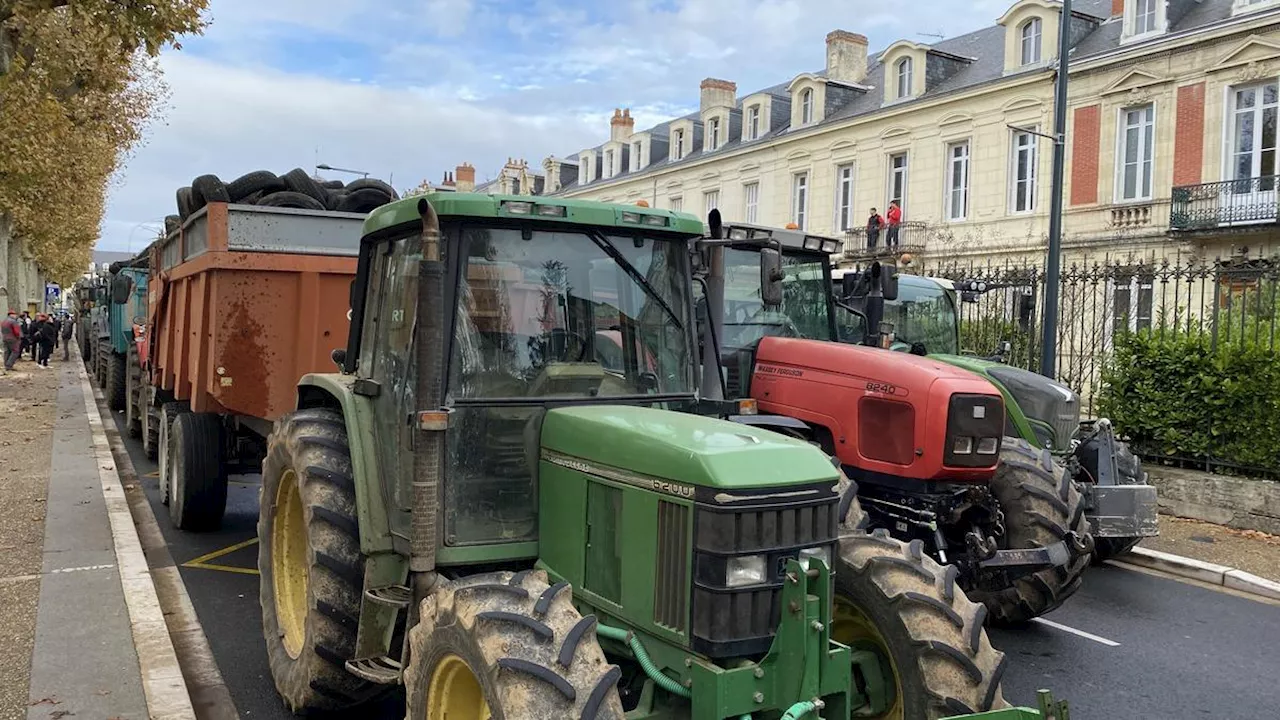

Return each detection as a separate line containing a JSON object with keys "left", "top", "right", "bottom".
{"left": 537, "top": 328, "right": 590, "bottom": 362}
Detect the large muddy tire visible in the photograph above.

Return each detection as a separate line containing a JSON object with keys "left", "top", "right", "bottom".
{"left": 1092, "top": 442, "right": 1147, "bottom": 563}
{"left": 258, "top": 408, "right": 384, "bottom": 712}
{"left": 167, "top": 412, "right": 227, "bottom": 531}
{"left": 157, "top": 402, "right": 187, "bottom": 505}
{"left": 835, "top": 528, "right": 1008, "bottom": 719}
{"left": 404, "top": 571, "right": 625, "bottom": 720}
{"left": 124, "top": 349, "right": 142, "bottom": 438}
{"left": 970, "top": 439, "right": 1091, "bottom": 624}
{"left": 107, "top": 352, "right": 127, "bottom": 411}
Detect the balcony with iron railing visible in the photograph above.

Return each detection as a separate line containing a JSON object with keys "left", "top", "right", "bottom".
{"left": 842, "top": 220, "right": 928, "bottom": 263}
{"left": 1170, "top": 176, "right": 1280, "bottom": 231}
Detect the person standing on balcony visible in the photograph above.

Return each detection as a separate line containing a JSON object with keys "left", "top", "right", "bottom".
{"left": 866, "top": 208, "right": 883, "bottom": 249}
{"left": 885, "top": 200, "right": 902, "bottom": 249}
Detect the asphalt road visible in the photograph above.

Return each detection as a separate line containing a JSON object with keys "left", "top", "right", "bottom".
{"left": 107, "top": 410, "right": 1280, "bottom": 719}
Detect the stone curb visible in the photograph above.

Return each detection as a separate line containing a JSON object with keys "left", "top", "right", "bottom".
{"left": 1120, "top": 547, "right": 1280, "bottom": 601}
{"left": 76, "top": 359, "right": 198, "bottom": 719}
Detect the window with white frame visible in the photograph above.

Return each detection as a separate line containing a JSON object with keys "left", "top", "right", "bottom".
{"left": 604, "top": 149, "right": 615, "bottom": 178}
{"left": 1010, "top": 130, "right": 1038, "bottom": 213}
{"left": 1227, "top": 80, "right": 1280, "bottom": 205}
{"left": 1113, "top": 274, "right": 1154, "bottom": 333}
{"left": 800, "top": 89, "right": 814, "bottom": 125}
{"left": 835, "top": 164, "right": 856, "bottom": 232}
{"left": 1020, "top": 18, "right": 1042, "bottom": 66}
{"left": 743, "top": 182, "right": 759, "bottom": 223}
{"left": 1117, "top": 104, "right": 1155, "bottom": 201}
{"left": 631, "top": 140, "right": 644, "bottom": 172}
{"left": 707, "top": 117, "right": 721, "bottom": 151}
{"left": 896, "top": 57, "right": 913, "bottom": 99}
{"left": 669, "top": 196, "right": 683, "bottom": 213}
{"left": 704, "top": 189, "right": 720, "bottom": 216}
{"left": 792, "top": 172, "right": 809, "bottom": 229}
{"left": 746, "top": 104, "right": 761, "bottom": 140}
{"left": 945, "top": 141, "right": 971, "bottom": 221}
{"left": 1134, "top": 0, "right": 1158, "bottom": 34}
{"left": 673, "top": 129, "right": 686, "bottom": 161}
{"left": 1234, "top": 0, "right": 1280, "bottom": 16}
{"left": 887, "top": 152, "right": 908, "bottom": 209}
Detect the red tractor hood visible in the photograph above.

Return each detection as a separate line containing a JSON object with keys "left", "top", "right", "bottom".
{"left": 750, "top": 337, "right": 1003, "bottom": 481}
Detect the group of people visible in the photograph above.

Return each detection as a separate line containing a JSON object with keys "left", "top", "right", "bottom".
{"left": 2, "top": 309, "right": 74, "bottom": 372}
{"left": 865, "top": 200, "right": 902, "bottom": 250}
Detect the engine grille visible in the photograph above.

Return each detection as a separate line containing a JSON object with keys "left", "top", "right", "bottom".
{"left": 654, "top": 500, "right": 689, "bottom": 632}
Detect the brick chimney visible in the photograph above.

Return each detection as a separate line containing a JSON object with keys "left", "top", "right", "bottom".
{"left": 610, "top": 108, "right": 635, "bottom": 142}
{"left": 700, "top": 78, "right": 736, "bottom": 113}
{"left": 825, "top": 30, "right": 868, "bottom": 84}
{"left": 1112, "top": 0, "right": 1124, "bottom": 17}
{"left": 455, "top": 162, "right": 475, "bottom": 192}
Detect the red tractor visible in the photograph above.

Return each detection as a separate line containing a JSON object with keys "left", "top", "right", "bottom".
{"left": 696, "top": 214, "right": 1092, "bottom": 623}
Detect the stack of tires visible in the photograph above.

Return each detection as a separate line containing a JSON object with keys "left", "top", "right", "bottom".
{"left": 164, "top": 168, "right": 398, "bottom": 235}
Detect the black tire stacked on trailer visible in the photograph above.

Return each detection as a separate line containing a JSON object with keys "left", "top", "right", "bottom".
{"left": 176, "top": 186, "right": 196, "bottom": 220}
{"left": 164, "top": 215, "right": 181, "bottom": 235}
{"left": 282, "top": 168, "right": 330, "bottom": 207}
{"left": 968, "top": 439, "right": 1091, "bottom": 624}
{"left": 167, "top": 412, "right": 228, "bottom": 531}
{"left": 834, "top": 483, "right": 1009, "bottom": 719}
{"left": 403, "top": 571, "right": 626, "bottom": 719}
{"left": 191, "top": 174, "right": 230, "bottom": 210}
{"left": 227, "top": 170, "right": 286, "bottom": 202}
{"left": 1092, "top": 442, "right": 1147, "bottom": 562}
{"left": 258, "top": 408, "right": 387, "bottom": 712}
{"left": 257, "top": 191, "right": 326, "bottom": 211}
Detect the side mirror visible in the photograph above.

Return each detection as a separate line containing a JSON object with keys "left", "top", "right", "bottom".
{"left": 132, "top": 315, "right": 145, "bottom": 326}
{"left": 760, "top": 247, "right": 784, "bottom": 307}
{"left": 707, "top": 208, "right": 723, "bottom": 239}
{"left": 879, "top": 263, "right": 899, "bottom": 301}
{"left": 110, "top": 275, "right": 133, "bottom": 305}
{"left": 841, "top": 273, "right": 859, "bottom": 301}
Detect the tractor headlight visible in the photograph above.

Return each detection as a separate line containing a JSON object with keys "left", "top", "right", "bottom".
{"left": 726, "top": 554, "right": 767, "bottom": 587}
{"left": 953, "top": 436, "right": 973, "bottom": 455}
{"left": 798, "top": 546, "right": 831, "bottom": 571}
{"left": 976, "top": 437, "right": 1000, "bottom": 455}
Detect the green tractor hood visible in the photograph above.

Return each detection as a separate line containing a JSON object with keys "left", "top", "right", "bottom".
{"left": 540, "top": 405, "right": 840, "bottom": 491}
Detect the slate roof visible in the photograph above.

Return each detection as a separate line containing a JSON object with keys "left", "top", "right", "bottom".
{"left": 553, "top": 0, "right": 1252, "bottom": 195}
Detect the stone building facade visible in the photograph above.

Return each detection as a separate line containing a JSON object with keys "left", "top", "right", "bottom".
{"left": 543, "top": 0, "right": 1280, "bottom": 270}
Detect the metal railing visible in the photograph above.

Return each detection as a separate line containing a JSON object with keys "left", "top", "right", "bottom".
{"left": 1170, "top": 176, "right": 1280, "bottom": 230}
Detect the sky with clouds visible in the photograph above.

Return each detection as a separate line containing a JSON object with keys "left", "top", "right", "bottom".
{"left": 100, "top": 0, "right": 1020, "bottom": 252}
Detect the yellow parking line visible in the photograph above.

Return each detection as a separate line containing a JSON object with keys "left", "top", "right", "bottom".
{"left": 181, "top": 537, "right": 260, "bottom": 575}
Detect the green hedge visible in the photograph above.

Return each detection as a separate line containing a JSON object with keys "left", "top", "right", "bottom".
{"left": 1098, "top": 330, "right": 1280, "bottom": 473}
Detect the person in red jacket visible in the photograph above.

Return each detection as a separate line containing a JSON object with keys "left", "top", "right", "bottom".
{"left": 885, "top": 200, "right": 902, "bottom": 248}
{"left": 2, "top": 310, "right": 21, "bottom": 371}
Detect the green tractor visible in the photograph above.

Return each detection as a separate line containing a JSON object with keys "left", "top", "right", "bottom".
{"left": 837, "top": 272, "right": 1158, "bottom": 562}
{"left": 257, "top": 193, "right": 1057, "bottom": 719}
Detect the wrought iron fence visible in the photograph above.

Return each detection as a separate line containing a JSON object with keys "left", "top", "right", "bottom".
{"left": 919, "top": 254, "right": 1280, "bottom": 474}
{"left": 1170, "top": 176, "right": 1280, "bottom": 230}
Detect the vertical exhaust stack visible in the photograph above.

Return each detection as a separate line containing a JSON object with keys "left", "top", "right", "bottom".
{"left": 411, "top": 198, "right": 446, "bottom": 575}
{"left": 701, "top": 210, "right": 726, "bottom": 401}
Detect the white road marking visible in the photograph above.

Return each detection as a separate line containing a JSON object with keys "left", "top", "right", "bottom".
{"left": 0, "top": 563, "right": 116, "bottom": 586}
{"left": 1031, "top": 617, "right": 1121, "bottom": 647}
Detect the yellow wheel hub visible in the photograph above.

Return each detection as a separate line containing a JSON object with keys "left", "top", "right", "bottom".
{"left": 426, "top": 654, "right": 491, "bottom": 720}
{"left": 832, "top": 595, "right": 904, "bottom": 720}
{"left": 272, "top": 468, "right": 309, "bottom": 659}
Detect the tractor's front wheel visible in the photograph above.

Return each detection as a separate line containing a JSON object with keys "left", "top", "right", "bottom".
{"left": 404, "top": 571, "right": 626, "bottom": 720}
{"left": 835, "top": 530, "right": 1009, "bottom": 719}
{"left": 970, "top": 439, "right": 1091, "bottom": 624}
{"left": 107, "top": 352, "right": 127, "bottom": 412}
{"left": 258, "top": 408, "right": 383, "bottom": 712}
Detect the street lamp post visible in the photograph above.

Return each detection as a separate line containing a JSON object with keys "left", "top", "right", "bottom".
{"left": 1038, "top": 0, "right": 1072, "bottom": 379}
{"left": 315, "top": 163, "right": 370, "bottom": 179}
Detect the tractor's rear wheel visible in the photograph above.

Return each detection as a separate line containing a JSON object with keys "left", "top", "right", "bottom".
{"left": 166, "top": 412, "right": 228, "bottom": 531}
{"left": 835, "top": 529, "right": 1009, "bottom": 719}
{"left": 969, "top": 439, "right": 1091, "bottom": 624}
{"left": 141, "top": 395, "right": 160, "bottom": 461}
{"left": 107, "top": 352, "right": 127, "bottom": 412}
{"left": 404, "top": 571, "right": 626, "bottom": 720}
{"left": 258, "top": 408, "right": 383, "bottom": 712}
{"left": 124, "top": 348, "right": 142, "bottom": 438}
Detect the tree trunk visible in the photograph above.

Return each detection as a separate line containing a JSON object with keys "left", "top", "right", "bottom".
{"left": 0, "top": 213, "right": 11, "bottom": 312}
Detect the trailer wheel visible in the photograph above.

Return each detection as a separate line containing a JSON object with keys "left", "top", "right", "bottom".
{"left": 142, "top": 398, "right": 160, "bottom": 460}
{"left": 969, "top": 439, "right": 1091, "bottom": 624}
{"left": 167, "top": 412, "right": 227, "bottom": 531}
{"left": 834, "top": 531, "right": 1008, "bottom": 719}
{"left": 258, "top": 408, "right": 386, "bottom": 712}
{"left": 106, "top": 352, "right": 127, "bottom": 412}
{"left": 80, "top": 331, "right": 90, "bottom": 362}
{"left": 404, "top": 571, "right": 625, "bottom": 720}
{"left": 124, "top": 348, "right": 142, "bottom": 438}
{"left": 157, "top": 402, "right": 188, "bottom": 505}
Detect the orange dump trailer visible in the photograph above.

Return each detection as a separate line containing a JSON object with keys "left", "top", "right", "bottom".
{"left": 141, "top": 201, "right": 364, "bottom": 530}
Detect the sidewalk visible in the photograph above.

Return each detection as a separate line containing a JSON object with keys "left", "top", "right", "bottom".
{"left": 1139, "top": 515, "right": 1280, "bottom": 584}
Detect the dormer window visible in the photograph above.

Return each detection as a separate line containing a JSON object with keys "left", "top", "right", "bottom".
{"left": 707, "top": 117, "right": 721, "bottom": 151}
{"left": 746, "top": 104, "right": 761, "bottom": 140}
{"left": 1019, "top": 18, "right": 1042, "bottom": 65}
{"left": 896, "top": 58, "right": 913, "bottom": 99}
{"left": 1135, "top": 0, "right": 1157, "bottom": 33}
{"left": 673, "top": 128, "right": 686, "bottom": 160}
{"left": 1123, "top": 0, "right": 1166, "bottom": 40}
{"left": 1235, "top": 0, "right": 1280, "bottom": 16}
{"left": 800, "top": 89, "right": 814, "bottom": 125}
{"left": 631, "top": 140, "right": 644, "bottom": 172}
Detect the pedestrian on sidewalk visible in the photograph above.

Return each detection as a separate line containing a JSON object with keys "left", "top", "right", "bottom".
{"left": 61, "top": 313, "right": 74, "bottom": 361}
{"left": 2, "top": 310, "right": 21, "bottom": 371}
{"left": 865, "top": 208, "right": 883, "bottom": 249}
{"left": 19, "top": 311, "right": 33, "bottom": 360}
{"left": 33, "top": 313, "right": 56, "bottom": 368}
{"left": 885, "top": 200, "right": 902, "bottom": 249}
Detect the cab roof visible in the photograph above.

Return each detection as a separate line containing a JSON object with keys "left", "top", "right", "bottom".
{"left": 362, "top": 192, "right": 706, "bottom": 238}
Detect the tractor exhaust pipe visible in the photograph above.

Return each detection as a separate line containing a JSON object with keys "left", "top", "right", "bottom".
{"left": 701, "top": 210, "right": 726, "bottom": 401}
{"left": 411, "top": 198, "right": 448, "bottom": 573}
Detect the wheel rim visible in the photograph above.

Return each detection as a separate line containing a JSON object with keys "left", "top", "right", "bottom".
{"left": 271, "top": 468, "right": 309, "bottom": 659}
{"left": 832, "top": 595, "right": 903, "bottom": 720}
{"left": 426, "top": 654, "right": 491, "bottom": 720}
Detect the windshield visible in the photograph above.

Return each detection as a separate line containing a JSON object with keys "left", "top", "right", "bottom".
{"left": 718, "top": 247, "right": 833, "bottom": 348}
{"left": 882, "top": 277, "right": 959, "bottom": 354}
{"left": 448, "top": 227, "right": 694, "bottom": 400}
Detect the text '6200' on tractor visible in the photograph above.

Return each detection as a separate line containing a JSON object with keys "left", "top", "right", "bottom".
{"left": 255, "top": 193, "right": 1070, "bottom": 719}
